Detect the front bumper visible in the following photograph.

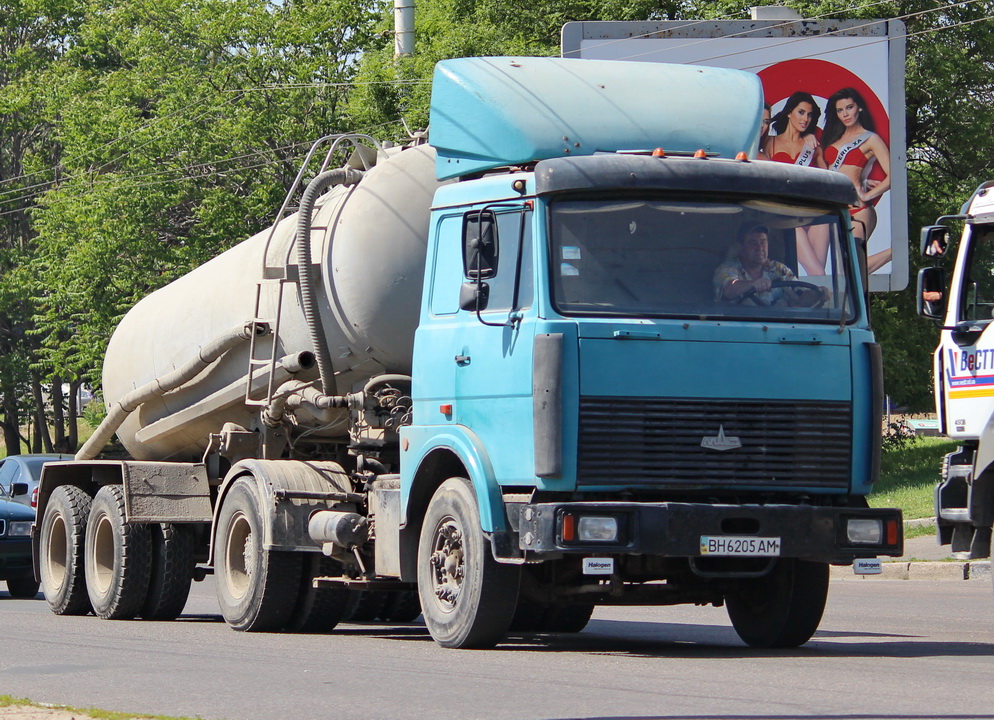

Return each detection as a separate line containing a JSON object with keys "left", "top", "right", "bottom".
{"left": 516, "top": 501, "right": 903, "bottom": 564}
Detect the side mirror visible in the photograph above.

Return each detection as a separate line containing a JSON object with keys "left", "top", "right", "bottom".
{"left": 11, "top": 482, "right": 28, "bottom": 497}
{"left": 463, "top": 210, "right": 498, "bottom": 280}
{"left": 459, "top": 281, "right": 490, "bottom": 312}
{"left": 917, "top": 266, "right": 947, "bottom": 320}
{"left": 921, "top": 225, "right": 949, "bottom": 258}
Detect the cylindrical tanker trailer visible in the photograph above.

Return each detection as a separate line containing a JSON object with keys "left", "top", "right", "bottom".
{"left": 98, "top": 143, "right": 446, "bottom": 461}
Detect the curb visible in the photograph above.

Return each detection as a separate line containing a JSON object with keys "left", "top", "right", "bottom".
{"left": 831, "top": 560, "right": 991, "bottom": 581}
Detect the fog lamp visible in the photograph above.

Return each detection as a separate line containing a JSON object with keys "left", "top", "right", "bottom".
{"left": 847, "top": 518, "right": 883, "bottom": 544}
{"left": 578, "top": 516, "right": 618, "bottom": 542}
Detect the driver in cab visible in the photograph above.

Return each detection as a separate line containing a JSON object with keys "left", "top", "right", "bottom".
{"left": 713, "top": 223, "right": 827, "bottom": 307}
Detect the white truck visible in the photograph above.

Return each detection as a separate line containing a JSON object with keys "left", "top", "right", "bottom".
{"left": 918, "top": 182, "right": 994, "bottom": 564}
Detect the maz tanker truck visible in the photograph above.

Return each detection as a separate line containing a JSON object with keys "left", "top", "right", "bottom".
{"left": 35, "top": 56, "right": 903, "bottom": 649}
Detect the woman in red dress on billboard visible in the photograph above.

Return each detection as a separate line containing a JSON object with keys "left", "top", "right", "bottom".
{"left": 764, "top": 92, "right": 829, "bottom": 275}
{"left": 822, "top": 87, "right": 892, "bottom": 273}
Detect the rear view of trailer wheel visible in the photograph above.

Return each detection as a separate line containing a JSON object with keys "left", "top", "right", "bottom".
{"left": 725, "top": 558, "right": 829, "bottom": 648}
{"left": 39, "top": 485, "right": 93, "bottom": 615}
{"left": 417, "top": 477, "right": 519, "bottom": 649}
{"left": 286, "top": 554, "right": 350, "bottom": 633}
{"left": 142, "top": 523, "right": 196, "bottom": 620}
{"left": 85, "top": 484, "right": 152, "bottom": 620}
{"left": 214, "top": 478, "right": 302, "bottom": 631}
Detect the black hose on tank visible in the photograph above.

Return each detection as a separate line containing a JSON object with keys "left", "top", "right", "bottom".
{"left": 296, "top": 167, "right": 364, "bottom": 396}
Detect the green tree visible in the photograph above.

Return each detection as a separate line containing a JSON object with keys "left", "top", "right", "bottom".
{"left": 29, "top": 0, "right": 380, "bottom": 407}
{"left": 0, "top": 0, "right": 85, "bottom": 453}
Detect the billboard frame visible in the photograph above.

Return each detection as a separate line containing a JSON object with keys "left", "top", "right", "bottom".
{"left": 562, "top": 19, "right": 908, "bottom": 292}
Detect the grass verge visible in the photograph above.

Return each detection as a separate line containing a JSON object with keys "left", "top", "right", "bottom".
{"left": 870, "top": 436, "right": 960, "bottom": 536}
{"left": 0, "top": 695, "right": 197, "bottom": 720}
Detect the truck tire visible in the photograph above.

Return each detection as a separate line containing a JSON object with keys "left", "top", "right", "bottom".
{"left": 343, "top": 590, "right": 389, "bottom": 622}
{"left": 214, "top": 478, "right": 302, "bottom": 631}
{"left": 39, "top": 485, "right": 93, "bottom": 615}
{"left": 380, "top": 591, "right": 422, "bottom": 623}
{"left": 287, "top": 554, "right": 350, "bottom": 633}
{"left": 725, "top": 558, "right": 828, "bottom": 648}
{"left": 141, "top": 523, "right": 195, "bottom": 620}
{"left": 543, "top": 603, "right": 594, "bottom": 633}
{"left": 417, "top": 477, "right": 520, "bottom": 648}
{"left": 7, "top": 577, "right": 40, "bottom": 599}
{"left": 85, "top": 484, "right": 152, "bottom": 620}
{"left": 510, "top": 599, "right": 593, "bottom": 634}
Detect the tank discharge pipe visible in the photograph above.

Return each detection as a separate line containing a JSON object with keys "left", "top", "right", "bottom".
{"left": 297, "top": 167, "right": 364, "bottom": 397}
{"left": 76, "top": 323, "right": 263, "bottom": 461}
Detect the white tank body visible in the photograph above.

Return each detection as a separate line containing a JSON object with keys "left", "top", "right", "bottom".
{"left": 102, "top": 145, "right": 445, "bottom": 461}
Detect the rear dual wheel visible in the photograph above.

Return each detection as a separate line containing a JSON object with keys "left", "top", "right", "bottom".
{"left": 214, "top": 478, "right": 354, "bottom": 633}
{"left": 85, "top": 485, "right": 152, "bottom": 620}
{"left": 40, "top": 485, "right": 93, "bottom": 615}
{"left": 214, "top": 478, "right": 302, "bottom": 632}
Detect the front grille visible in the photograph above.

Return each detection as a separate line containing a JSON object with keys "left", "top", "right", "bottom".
{"left": 577, "top": 397, "right": 852, "bottom": 490}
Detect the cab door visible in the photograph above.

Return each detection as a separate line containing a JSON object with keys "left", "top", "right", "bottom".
{"left": 413, "top": 204, "right": 538, "bottom": 485}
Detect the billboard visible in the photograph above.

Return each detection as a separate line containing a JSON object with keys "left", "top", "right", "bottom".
{"left": 563, "top": 19, "right": 908, "bottom": 292}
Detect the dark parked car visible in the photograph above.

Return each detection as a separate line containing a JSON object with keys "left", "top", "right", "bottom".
{"left": 0, "top": 483, "right": 38, "bottom": 597}
{"left": 0, "top": 454, "right": 72, "bottom": 509}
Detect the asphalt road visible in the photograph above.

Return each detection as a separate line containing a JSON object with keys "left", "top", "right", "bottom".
{"left": 1, "top": 577, "right": 992, "bottom": 720}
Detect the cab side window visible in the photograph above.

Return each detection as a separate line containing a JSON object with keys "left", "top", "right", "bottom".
{"left": 465, "top": 209, "right": 532, "bottom": 313}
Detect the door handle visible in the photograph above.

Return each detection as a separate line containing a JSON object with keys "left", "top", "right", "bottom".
{"left": 455, "top": 355, "right": 471, "bottom": 366}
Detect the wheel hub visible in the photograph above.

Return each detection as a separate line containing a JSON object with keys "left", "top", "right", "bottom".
{"left": 429, "top": 519, "right": 464, "bottom": 610}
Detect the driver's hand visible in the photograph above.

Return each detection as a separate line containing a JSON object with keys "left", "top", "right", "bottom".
{"left": 752, "top": 277, "right": 772, "bottom": 293}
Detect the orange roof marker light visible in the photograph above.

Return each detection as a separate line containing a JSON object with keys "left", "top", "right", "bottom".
{"left": 693, "top": 149, "right": 707, "bottom": 159}
{"left": 651, "top": 147, "right": 666, "bottom": 158}
{"left": 735, "top": 151, "right": 749, "bottom": 161}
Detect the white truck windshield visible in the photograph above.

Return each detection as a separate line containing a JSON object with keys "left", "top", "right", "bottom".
{"left": 550, "top": 197, "right": 855, "bottom": 323}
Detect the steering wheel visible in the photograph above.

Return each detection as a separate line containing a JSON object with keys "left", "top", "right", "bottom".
{"left": 741, "top": 280, "right": 826, "bottom": 308}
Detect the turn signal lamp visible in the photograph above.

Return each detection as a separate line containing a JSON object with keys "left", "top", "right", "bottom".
{"left": 886, "top": 518, "right": 899, "bottom": 545}
{"left": 562, "top": 512, "right": 576, "bottom": 542}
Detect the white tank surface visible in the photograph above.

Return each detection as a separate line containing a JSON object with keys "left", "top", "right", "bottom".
{"left": 102, "top": 144, "right": 446, "bottom": 461}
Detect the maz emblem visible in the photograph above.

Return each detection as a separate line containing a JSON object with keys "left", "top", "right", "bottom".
{"left": 701, "top": 425, "right": 742, "bottom": 452}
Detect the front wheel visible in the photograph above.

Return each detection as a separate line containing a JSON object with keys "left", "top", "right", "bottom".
{"left": 725, "top": 558, "right": 829, "bottom": 648}
{"left": 417, "top": 477, "right": 520, "bottom": 649}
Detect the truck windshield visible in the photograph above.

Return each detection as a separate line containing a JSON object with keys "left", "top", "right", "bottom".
{"left": 549, "top": 197, "right": 856, "bottom": 323}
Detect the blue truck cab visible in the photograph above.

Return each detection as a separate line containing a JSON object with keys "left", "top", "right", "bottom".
{"left": 399, "top": 57, "right": 902, "bottom": 649}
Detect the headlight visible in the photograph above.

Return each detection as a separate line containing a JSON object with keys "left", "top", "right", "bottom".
{"left": 846, "top": 518, "right": 882, "bottom": 544}
{"left": 578, "top": 516, "right": 619, "bottom": 542}
{"left": 8, "top": 521, "right": 32, "bottom": 537}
